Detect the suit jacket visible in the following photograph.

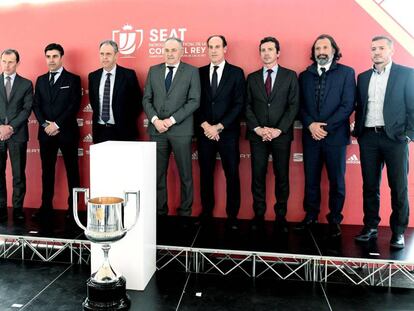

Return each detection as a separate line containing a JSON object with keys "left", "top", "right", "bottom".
{"left": 354, "top": 63, "right": 414, "bottom": 142}
{"left": 299, "top": 62, "right": 356, "bottom": 146}
{"left": 33, "top": 68, "right": 82, "bottom": 143}
{"left": 88, "top": 65, "right": 142, "bottom": 141}
{"left": 142, "top": 62, "right": 201, "bottom": 136}
{"left": 0, "top": 73, "right": 33, "bottom": 143}
{"left": 245, "top": 66, "right": 299, "bottom": 141}
{"left": 196, "top": 61, "right": 245, "bottom": 138}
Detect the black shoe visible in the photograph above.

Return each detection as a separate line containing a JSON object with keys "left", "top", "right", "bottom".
{"left": 294, "top": 218, "right": 318, "bottom": 230}
{"left": 274, "top": 218, "right": 288, "bottom": 234}
{"left": 390, "top": 234, "right": 405, "bottom": 249}
{"left": 354, "top": 227, "right": 378, "bottom": 242}
{"left": 225, "top": 217, "right": 239, "bottom": 231}
{"left": 250, "top": 216, "right": 265, "bottom": 231}
{"left": 328, "top": 223, "right": 341, "bottom": 238}
{"left": 13, "top": 210, "right": 25, "bottom": 222}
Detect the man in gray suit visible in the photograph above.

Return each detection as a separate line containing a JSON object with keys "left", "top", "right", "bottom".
{"left": 143, "top": 37, "right": 201, "bottom": 218}
{"left": 0, "top": 49, "right": 33, "bottom": 223}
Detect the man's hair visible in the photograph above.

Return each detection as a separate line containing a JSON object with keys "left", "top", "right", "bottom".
{"left": 44, "top": 43, "right": 64, "bottom": 56}
{"left": 259, "top": 37, "right": 280, "bottom": 53}
{"left": 1, "top": 49, "right": 20, "bottom": 63}
{"left": 164, "top": 37, "right": 183, "bottom": 49}
{"left": 372, "top": 35, "right": 394, "bottom": 47}
{"left": 310, "top": 34, "right": 342, "bottom": 62}
{"left": 207, "top": 35, "right": 227, "bottom": 48}
{"left": 99, "top": 40, "right": 119, "bottom": 53}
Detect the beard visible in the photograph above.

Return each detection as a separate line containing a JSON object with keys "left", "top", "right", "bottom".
{"left": 316, "top": 54, "right": 333, "bottom": 66}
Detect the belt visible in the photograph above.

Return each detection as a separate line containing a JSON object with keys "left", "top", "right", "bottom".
{"left": 364, "top": 126, "right": 384, "bottom": 133}
{"left": 97, "top": 123, "right": 115, "bottom": 128}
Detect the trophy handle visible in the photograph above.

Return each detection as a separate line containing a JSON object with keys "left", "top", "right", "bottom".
{"left": 72, "top": 187, "right": 89, "bottom": 231}
{"left": 122, "top": 190, "right": 140, "bottom": 233}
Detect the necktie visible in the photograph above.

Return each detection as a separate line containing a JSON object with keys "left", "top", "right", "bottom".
{"left": 5, "top": 76, "right": 12, "bottom": 101}
{"left": 265, "top": 69, "right": 273, "bottom": 97}
{"left": 165, "top": 66, "right": 174, "bottom": 92}
{"left": 317, "top": 67, "right": 326, "bottom": 113}
{"left": 49, "top": 72, "right": 58, "bottom": 87}
{"left": 101, "top": 73, "right": 111, "bottom": 123}
{"left": 211, "top": 65, "right": 219, "bottom": 96}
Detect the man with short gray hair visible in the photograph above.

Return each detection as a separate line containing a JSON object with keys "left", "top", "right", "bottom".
{"left": 88, "top": 40, "right": 142, "bottom": 143}
{"left": 143, "top": 37, "right": 201, "bottom": 219}
{"left": 354, "top": 35, "right": 414, "bottom": 249}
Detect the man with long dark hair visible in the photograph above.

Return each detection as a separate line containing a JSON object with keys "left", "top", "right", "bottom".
{"left": 296, "top": 34, "right": 356, "bottom": 237}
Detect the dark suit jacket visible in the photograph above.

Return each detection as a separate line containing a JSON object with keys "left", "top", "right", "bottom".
{"left": 196, "top": 62, "right": 245, "bottom": 138}
{"left": 354, "top": 63, "right": 414, "bottom": 142}
{"left": 245, "top": 66, "right": 299, "bottom": 141}
{"left": 33, "top": 68, "right": 82, "bottom": 143}
{"left": 88, "top": 65, "right": 142, "bottom": 141}
{"left": 299, "top": 62, "right": 356, "bottom": 146}
{"left": 142, "top": 62, "right": 201, "bottom": 136}
{"left": 0, "top": 74, "right": 33, "bottom": 143}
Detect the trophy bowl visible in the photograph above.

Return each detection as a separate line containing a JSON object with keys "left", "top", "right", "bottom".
{"left": 73, "top": 188, "right": 140, "bottom": 311}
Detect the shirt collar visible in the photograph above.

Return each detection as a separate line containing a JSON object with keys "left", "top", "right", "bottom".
{"left": 103, "top": 65, "right": 117, "bottom": 76}
{"left": 4, "top": 72, "right": 17, "bottom": 81}
{"left": 372, "top": 61, "right": 393, "bottom": 74}
{"left": 318, "top": 60, "right": 333, "bottom": 73}
{"left": 166, "top": 62, "right": 180, "bottom": 69}
{"left": 210, "top": 60, "right": 225, "bottom": 70}
{"left": 263, "top": 64, "right": 278, "bottom": 75}
{"left": 50, "top": 66, "right": 63, "bottom": 75}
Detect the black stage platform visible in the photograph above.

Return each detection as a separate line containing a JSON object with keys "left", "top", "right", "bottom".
{"left": 1, "top": 208, "right": 414, "bottom": 310}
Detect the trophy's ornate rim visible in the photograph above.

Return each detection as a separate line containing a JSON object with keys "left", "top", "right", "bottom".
{"left": 88, "top": 197, "right": 124, "bottom": 204}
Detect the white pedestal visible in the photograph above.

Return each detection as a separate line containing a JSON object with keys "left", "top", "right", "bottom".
{"left": 89, "top": 141, "right": 156, "bottom": 291}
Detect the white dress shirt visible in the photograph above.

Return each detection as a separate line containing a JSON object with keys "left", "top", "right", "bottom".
{"left": 98, "top": 65, "right": 117, "bottom": 124}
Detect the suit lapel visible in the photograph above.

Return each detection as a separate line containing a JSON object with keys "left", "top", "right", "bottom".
{"left": 360, "top": 71, "right": 371, "bottom": 119}
{"left": 50, "top": 70, "right": 66, "bottom": 103}
{"left": 157, "top": 64, "right": 167, "bottom": 96}
{"left": 213, "top": 62, "right": 230, "bottom": 99}
{"left": 254, "top": 70, "right": 268, "bottom": 100}
{"left": 269, "top": 67, "right": 283, "bottom": 102}
{"left": 0, "top": 75, "right": 6, "bottom": 119}
{"left": 113, "top": 66, "right": 124, "bottom": 108}
{"left": 383, "top": 64, "right": 397, "bottom": 113}
{"left": 8, "top": 74, "right": 21, "bottom": 104}
{"left": 201, "top": 66, "right": 212, "bottom": 100}
{"left": 167, "top": 63, "right": 184, "bottom": 95}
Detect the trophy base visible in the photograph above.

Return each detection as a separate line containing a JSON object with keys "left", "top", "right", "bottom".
{"left": 83, "top": 276, "right": 130, "bottom": 311}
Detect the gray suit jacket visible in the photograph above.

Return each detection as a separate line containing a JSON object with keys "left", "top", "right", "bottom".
{"left": 0, "top": 74, "right": 33, "bottom": 143}
{"left": 143, "top": 62, "right": 201, "bottom": 136}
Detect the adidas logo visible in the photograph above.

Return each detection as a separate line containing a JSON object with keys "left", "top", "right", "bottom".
{"left": 192, "top": 151, "right": 198, "bottom": 160}
{"left": 346, "top": 154, "right": 360, "bottom": 164}
{"left": 293, "top": 153, "right": 303, "bottom": 162}
{"left": 83, "top": 134, "right": 93, "bottom": 143}
{"left": 83, "top": 103, "right": 93, "bottom": 112}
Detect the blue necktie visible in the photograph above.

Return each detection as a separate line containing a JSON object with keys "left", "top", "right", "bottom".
{"left": 101, "top": 73, "right": 111, "bottom": 123}
{"left": 165, "top": 66, "right": 174, "bottom": 92}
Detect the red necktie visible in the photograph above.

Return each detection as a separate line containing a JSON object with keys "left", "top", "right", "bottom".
{"left": 265, "top": 69, "right": 273, "bottom": 97}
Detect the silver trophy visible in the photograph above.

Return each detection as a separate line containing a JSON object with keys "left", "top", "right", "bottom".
{"left": 73, "top": 188, "right": 140, "bottom": 311}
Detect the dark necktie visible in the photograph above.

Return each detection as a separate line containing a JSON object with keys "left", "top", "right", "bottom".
{"left": 265, "top": 69, "right": 273, "bottom": 97}
{"left": 5, "top": 76, "right": 12, "bottom": 101}
{"left": 317, "top": 67, "right": 326, "bottom": 113}
{"left": 211, "top": 65, "right": 219, "bottom": 96}
{"left": 165, "top": 66, "right": 174, "bottom": 92}
{"left": 49, "top": 72, "right": 58, "bottom": 87}
{"left": 101, "top": 73, "right": 111, "bottom": 123}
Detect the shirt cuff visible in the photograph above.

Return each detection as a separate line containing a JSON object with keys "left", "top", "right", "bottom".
{"left": 151, "top": 116, "right": 159, "bottom": 124}
{"left": 169, "top": 116, "right": 176, "bottom": 125}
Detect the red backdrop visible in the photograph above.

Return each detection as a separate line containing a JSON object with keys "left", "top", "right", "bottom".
{"left": 0, "top": 0, "right": 413, "bottom": 225}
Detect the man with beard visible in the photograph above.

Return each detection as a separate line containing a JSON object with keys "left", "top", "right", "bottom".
{"left": 296, "top": 34, "right": 356, "bottom": 237}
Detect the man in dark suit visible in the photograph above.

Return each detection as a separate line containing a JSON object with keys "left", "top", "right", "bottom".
{"left": 88, "top": 40, "right": 142, "bottom": 143}
{"left": 245, "top": 37, "right": 299, "bottom": 232}
{"left": 297, "top": 34, "right": 356, "bottom": 237}
{"left": 32, "top": 43, "right": 81, "bottom": 219}
{"left": 196, "top": 35, "right": 245, "bottom": 229}
{"left": 0, "top": 49, "right": 33, "bottom": 222}
{"left": 143, "top": 37, "right": 200, "bottom": 218}
{"left": 353, "top": 35, "right": 414, "bottom": 249}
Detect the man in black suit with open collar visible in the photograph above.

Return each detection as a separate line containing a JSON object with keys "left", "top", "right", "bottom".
{"left": 88, "top": 40, "right": 142, "bottom": 143}
{"left": 0, "top": 49, "right": 33, "bottom": 222}
{"left": 245, "top": 37, "right": 299, "bottom": 232}
{"left": 354, "top": 35, "right": 414, "bottom": 249}
{"left": 196, "top": 35, "right": 245, "bottom": 229}
{"left": 32, "top": 43, "right": 82, "bottom": 220}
